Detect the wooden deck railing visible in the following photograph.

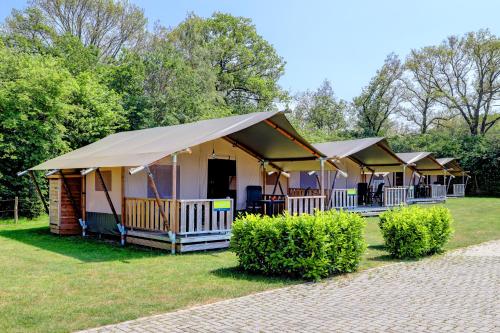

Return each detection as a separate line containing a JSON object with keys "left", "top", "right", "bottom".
{"left": 286, "top": 195, "right": 325, "bottom": 215}
{"left": 329, "top": 189, "right": 358, "bottom": 209}
{"left": 124, "top": 197, "right": 234, "bottom": 235}
{"left": 178, "top": 199, "right": 233, "bottom": 235}
{"left": 287, "top": 188, "right": 321, "bottom": 196}
{"left": 431, "top": 185, "right": 447, "bottom": 199}
{"left": 452, "top": 184, "right": 465, "bottom": 197}
{"left": 384, "top": 187, "right": 407, "bottom": 207}
{"left": 124, "top": 198, "right": 176, "bottom": 232}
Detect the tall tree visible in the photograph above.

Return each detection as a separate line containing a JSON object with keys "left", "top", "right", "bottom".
{"left": 353, "top": 53, "right": 403, "bottom": 136}
{"left": 410, "top": 30, "right": 500, "bottom": 136}
{"left": 0, "top": 44, "right": 74, "bottom": 216}
{"left": 4, "top": 0, "right": 147, "bottom": 59}
{"left": 168, "top": 12, "right": 287, "bottom": 114}
{"left": 400, "top": 55, "right": 454, "bottom": 134}
{"left": 291, "top": 79, "right": 347, "bottom": 138}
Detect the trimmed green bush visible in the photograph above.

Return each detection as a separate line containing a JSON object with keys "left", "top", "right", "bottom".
{"left": 379, "top": 206, "right": 453, "bottom": 259}
{"left": 231, "top": 210, "right": 366, "bottom": 280}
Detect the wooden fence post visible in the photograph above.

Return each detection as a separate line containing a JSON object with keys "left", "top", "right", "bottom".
{"left": 14, "top": 196, "right": 18, "bottom": 223}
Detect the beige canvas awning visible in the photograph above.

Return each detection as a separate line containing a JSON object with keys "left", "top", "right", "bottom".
{"left": 436, "top": 157, "right": 467, "bottom": 176}
{"left": 31, "top": 111, "right": 337, "bottom": 172}
{"left": 397, "top": 152, "right": 450, "bottom": 176}
{"left": 313, "top": 137, "right": 407, "bottom": 172}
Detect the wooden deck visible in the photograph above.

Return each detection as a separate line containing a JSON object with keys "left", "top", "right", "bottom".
{"left": 121, "top": 186, "right": 449, "bottom": 252}
{"left": 124, "top": 197, "right": 234, "bottom": 252}
{"left": 126, "top": 229, "right": 231, "bottom": 253}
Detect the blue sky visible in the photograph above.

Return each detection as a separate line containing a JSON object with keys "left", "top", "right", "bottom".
{"left": 1, "top": 0, "right": 499, "bottom": 100}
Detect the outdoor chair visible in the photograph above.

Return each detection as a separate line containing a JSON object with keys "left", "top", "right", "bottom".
{"left": 357, "top": 182, "right": 368, "bottom": 205}
{"left": 371, "top": 182, "right": 385, "bottom": 206}
{"left": 246, "top": 185, "right": 263, "bottom": 213}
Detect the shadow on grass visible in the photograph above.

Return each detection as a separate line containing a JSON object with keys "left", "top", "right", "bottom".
{"left": 0, "top": 225, "right": 166, "bottom": 263}
{"left": 210, "top": 265, "right": 299, "bottom": 284}
{"left": 366, "top": 245, "right": 421, "bottom": 263}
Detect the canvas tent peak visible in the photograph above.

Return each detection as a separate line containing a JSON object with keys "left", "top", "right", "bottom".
{"left": 312, "top": 137, "right": 407, "bottom": 172}
{"left": 396, "top": 152, "right": 450, "bottom": 176}
{"left": 436, "top": 157, "right": 468, "bottom": 176}
{"left": 28, "top": 111, "right": 337, "bottom": 173}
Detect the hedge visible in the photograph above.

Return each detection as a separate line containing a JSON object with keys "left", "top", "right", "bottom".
{"left": 230, "top": 210, "right": 366, "bottom": 280}
{"left": 379, "top": 206, "right": 453, "bottom": 259}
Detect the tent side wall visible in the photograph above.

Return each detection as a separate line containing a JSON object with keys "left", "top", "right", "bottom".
{"left": 120, "top": 138, "right": 264, "bottom": 211}
{"left": 85, "top": 167, "right": 123, "bottom": 235}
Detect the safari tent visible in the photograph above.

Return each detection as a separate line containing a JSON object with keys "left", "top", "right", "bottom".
{"left": 396, "top": 152, "right": 449, "bottom": 202}
{"left": 23, "top": 111, "right": 337, "bottom": 252}
{"left": 289, "top": 137, "right": 410, "bottom": 213}
{"left": 436, "top": 158, "right": 469, "bottom": 197}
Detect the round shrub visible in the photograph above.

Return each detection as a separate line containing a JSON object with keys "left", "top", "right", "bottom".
{"left": 230, "top": 210, "right": 366, "bottom": 280}
{"left": 379, "top": 206, "right": 453, "bottom": 259}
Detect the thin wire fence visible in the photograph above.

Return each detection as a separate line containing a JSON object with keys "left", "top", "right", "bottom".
{"left": 0, "top": 197, "right": 39, "bottom": 222}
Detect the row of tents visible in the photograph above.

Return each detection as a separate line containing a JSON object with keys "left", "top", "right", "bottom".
{"left": 20, "top": 111, "right": 469, "bottom": 252}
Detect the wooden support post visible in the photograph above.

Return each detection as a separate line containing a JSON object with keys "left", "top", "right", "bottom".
{"left": 14, "top": 196, "right": 18, "bottom": 224}
{"left": 327, "top": 170, "right": 338, "bottom": 209}
{"left": 271, "top": 171, "right": 281, "bottom": 195}
{"left": 145, "top": 166, "right": 169, "bottom": 231}
{"left": 28, "top": 170, "right": 49, "bottom": 214}
{"left": 320, "top": 158, "right": 325, "bottom": 211}
{"left": 121, "top": 167, "right": 125, "bottom": 226}
{"left": 408, "top": 171, "right": 415, "bottom": 187}
{"left": 262, "top": 161, "right": 267, "bottom": 196}
{"left": 368, "top": 171, "right": 374, "bottom": 188}
{"left": 402, "top": 164, "right": 406, "bottom": 188}
{"left": 171, "top": 154, "right": 178, "bottom": 234}
{"left": 385, "top": 174, "right": 392, "bottom": 187}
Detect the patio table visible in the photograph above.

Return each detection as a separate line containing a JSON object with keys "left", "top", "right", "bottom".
{"left": 258, "top": 199, "right": 285, "bottom": 216}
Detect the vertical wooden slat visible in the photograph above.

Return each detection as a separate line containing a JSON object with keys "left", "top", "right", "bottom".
{"left": 211, "top": 201, "right": 218, "bottom": 231}
{"left": 132, "top": 199, "right": 136, "bottom": 227}
{"left": 196, "top": 202, "right": 202, "bottom": 232}
{"left": 188, "top": 202, "right": 195, "bottom": 233}
{"left": 227, "top": 199, "right": 234, "bottom": 230}
{"left": 145, "top": 200, "right": 150, "bottom": 230}
{"left": 218, "top": 211, "right": 225, "bottom": 230}
{"left": 180, "top": 201, "right": 187, "bottom": 233}
{"left": 204, "top": 202, "right": 210, "bottom": 231}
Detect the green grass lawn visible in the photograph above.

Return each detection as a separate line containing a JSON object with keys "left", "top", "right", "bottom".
{"left": 0, "top": 197, "right": 499, "bottom": 333}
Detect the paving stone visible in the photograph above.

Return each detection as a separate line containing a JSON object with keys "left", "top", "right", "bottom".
{"left": 77, "top": 240, "right": 500, "bottom": 333}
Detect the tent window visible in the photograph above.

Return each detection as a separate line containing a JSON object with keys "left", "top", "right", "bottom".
{"left": 394, "top": 172, "right": 403, "bottom": 187}
{"left": 95, "top": 171, "right": 112, "bottom": 191}
{"left": 300, "top": 171, "right": 318, "bottom": 189}
{"left": 147, "top": 165, "right": 180, "bottom": 199}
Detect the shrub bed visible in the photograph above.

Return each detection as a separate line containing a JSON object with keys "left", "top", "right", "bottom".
{"left": 231, "top": 210, "right": 366, "bottom": 280}
{"left": 379, "top": 206, "right": 453, "bottom": 259}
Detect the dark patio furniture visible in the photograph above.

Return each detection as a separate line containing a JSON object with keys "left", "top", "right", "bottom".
{"left": 371, "top": 182, "right": 385, "bottom": 206}
{"left": 357, "top": 182, "right": 368, "bottom": 205}
{"left": 246, "top": 186, "right": 263, "bottom": 213}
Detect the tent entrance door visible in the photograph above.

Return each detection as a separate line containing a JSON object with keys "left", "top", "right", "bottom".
{"left": 207, "top": 159, "right": 236, "bottom": 202}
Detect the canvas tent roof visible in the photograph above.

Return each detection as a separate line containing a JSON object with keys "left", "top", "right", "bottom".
{"left": 436, "top": 157, "right": 466, "bottom": 176}
{"left": 313, "top": 137, "right": 406, "bottom": 172}
{"left": 31, "top": 111, "right": 336, "bottom": 172}
{"left": 396, "top": 152, "right": 449, "bottom": 175}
